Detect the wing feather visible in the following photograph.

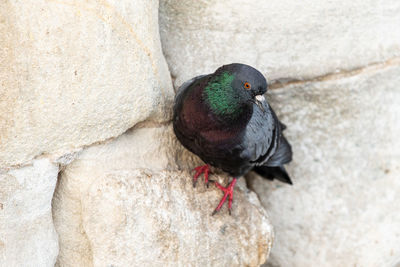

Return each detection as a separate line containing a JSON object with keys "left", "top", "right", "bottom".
{"left": 240, "top": 101, "right": 276, "bottom": 164}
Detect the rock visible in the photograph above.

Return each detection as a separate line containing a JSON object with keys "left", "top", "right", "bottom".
{"left": 248, "top": 64, "right": 400, "bottom": 266}
{"left": 53, "top": 126, "right": 273, "bottom": 266}
{"left": 160, "top": 2, "right": 400, "bottom": 264}
{"left": 4, "top": 0, "right": 397, "bottom": 265}
{"left": 2, "top": 0, "right": 276, "bottom": 265}
{"left": 0, "top": 159, "right": 59, "bottom": 266}
{"left": 0, "top": 0, "right": 174, "bottom": 167}
{"left": 159, "top": 0, "right": 400, "bottom": 87}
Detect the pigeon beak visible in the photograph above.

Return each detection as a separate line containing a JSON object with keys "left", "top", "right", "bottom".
{"left": 254, "top": 94, "right": 265, "bottom": 112}
{"left": 255, "top": 95, "right": 265, "bottom": 102}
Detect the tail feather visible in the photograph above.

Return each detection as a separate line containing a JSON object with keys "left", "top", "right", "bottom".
{"left": 253, "top": 165, "right": 293, "bottom": 185}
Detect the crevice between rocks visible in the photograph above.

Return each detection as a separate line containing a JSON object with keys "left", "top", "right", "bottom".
{"left": 269, "top": 56, "right": 400, "bottom": 89}
{"left": 2, "top": 119, "right": 172, "bottom": 172}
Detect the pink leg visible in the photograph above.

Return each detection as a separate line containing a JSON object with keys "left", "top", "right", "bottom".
{"left": 192, "top": 164, "right": 210, "bottom": 187}
{"left": 212, "top": 178, "right": 237, "bottom": 216}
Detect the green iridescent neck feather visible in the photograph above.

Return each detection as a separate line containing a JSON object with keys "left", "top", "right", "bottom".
{"left": 203, "top": 72, "right": 243, "bottom": 117}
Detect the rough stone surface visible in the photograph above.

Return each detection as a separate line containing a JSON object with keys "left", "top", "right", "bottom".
{"left": 160, "top": 2, "right": 400, "bottom": 265}
{"left": 0, "top": 0, "right": 174, "bottom": 167}
{"left": 0, "top": 159, "right": 59, "bottom": 266}
{"left": 248, "top": 64, "right": 400, "bottom": 267}
{"left": 53, "top": 126, "right": 273, "bottom": 266}
{"left": 159, "top": 0, "right": 400, "bottom": 87}
{"left": 3, "top": 0, "right": 399, "bottom": 265}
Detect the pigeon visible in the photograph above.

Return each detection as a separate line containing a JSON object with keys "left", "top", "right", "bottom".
{"left": 173, "top": 63, "right": 292, "bottom": 215}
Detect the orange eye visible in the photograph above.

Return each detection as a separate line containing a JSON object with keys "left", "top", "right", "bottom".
{"left": 244, "top": 82, "right": 251, "bottom": 89}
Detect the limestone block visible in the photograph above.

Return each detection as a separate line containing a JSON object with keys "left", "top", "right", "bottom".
{"left": 159, "top": 0, "right": 400, "bottom": 87}
{"left": 53, "top": 126, "right": 273, "bottom": 266}
{"left": 0, "top": 159, "right": 59, "bottom": 266}
{"left": 0, "top": 0, "right": 173, "bottom": 167}
{"left": 248, "top": 64, "right": 400, "bottom": 266}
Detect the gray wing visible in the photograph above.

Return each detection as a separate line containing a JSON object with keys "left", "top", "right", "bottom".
{"left": 265, "top": 133, "right": 292, "bottom": 166}
{"left": 239, "top": 100, "right": 279, "bottom": 165}
{"left": 264, "top": 108, "right": 292, "bottom": 166}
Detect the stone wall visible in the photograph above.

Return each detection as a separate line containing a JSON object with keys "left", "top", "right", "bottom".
{"left": 1, "top": 0, "right": 399, "bottom": 266}
{"left": 159, "top": 0, "right": 400, "bottom": 266}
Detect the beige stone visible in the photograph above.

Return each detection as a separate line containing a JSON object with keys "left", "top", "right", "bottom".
{"left": 0, "top": 0, "right": 174, "bottom": 167}
{"left": 249, "top": 63, "right": 400, "bottom": 267}
{"left": 53, "top": 126, "right": 274, "bottom": 266}
{"left": 4, "top": 0, "right": 398, "bottom": 265}
{"left": 159, "top": 0, "right": 400, "bottom": 87}
{"left": 0, "top": 159, "right": 59, "bottom": 266}
{"left": 160, "top": 2, "right": 400, "bottom": 264}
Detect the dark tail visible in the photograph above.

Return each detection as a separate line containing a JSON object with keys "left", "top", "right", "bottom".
{"left": 253, "top": 165, "right": 293, "bottom": 185}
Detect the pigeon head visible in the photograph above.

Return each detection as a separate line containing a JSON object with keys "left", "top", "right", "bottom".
{"left": 202, "top": 63, "right": 268, "bottom": 118}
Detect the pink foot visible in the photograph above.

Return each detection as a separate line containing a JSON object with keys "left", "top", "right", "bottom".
{"left": 192, "top": 164, "right": 210, "bottom": 187}
{"left": 212, "top": 178, "right": 237, "bottom": 216}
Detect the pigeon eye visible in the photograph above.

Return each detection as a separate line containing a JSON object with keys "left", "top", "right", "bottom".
{"left": 244, "top": 82, "right": 251, "bottom": 90}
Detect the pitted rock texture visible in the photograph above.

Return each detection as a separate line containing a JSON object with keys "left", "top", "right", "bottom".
{"left": 249, "top": 64, "right": 400, "bottom": 267}
{"left": 0, "top": 159, "right": 59, "bottom": 266}
{"left": 0, "top": 0, "right": 173, "bottom": 167}
{"left": 52, "top": 126, "right": 273, "bottom": 266}
{"left": 2, "top": 0, "right": 400, "bottom": 266}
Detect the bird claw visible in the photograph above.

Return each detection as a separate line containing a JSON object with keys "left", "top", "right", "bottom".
{"left": 212, "top": 178, "right": 237, "bottom": 215}
{"left": 191, "top": 166, "right": 238, "bottom": 215}
{"left": 211, "top": 209, "right": 232, "bottom": 216}
{"left": 192, "top": 165, "right": 210, "bottom": 187}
